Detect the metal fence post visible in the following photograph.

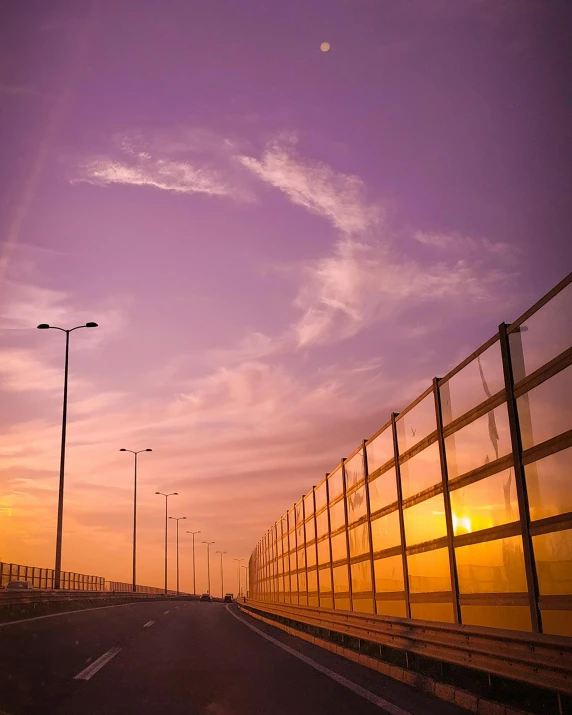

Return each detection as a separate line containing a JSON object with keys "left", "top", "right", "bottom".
{"left": 392, "top": 413, "right": 411, "bottom": 619}
{"left": 302, "top": 495, "right": 309, "bottom": 605}
{"left": 341, "top": 461, "right": 354, "bottom": 612}
{"left": 326, "top": 472, "right": 335, "bottom": 603}
{"left": 499, "top": 322, "right": 542, "bottom": 633}
{"left": 313, "top": 486, "right": 320, "bottom": 607}
{"left": 363, "top": 440, "right": 378, "bottom": 614}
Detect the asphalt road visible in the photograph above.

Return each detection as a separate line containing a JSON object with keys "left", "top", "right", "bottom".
{"left": 0, "top": 600, "right": 470, "bottom": 715}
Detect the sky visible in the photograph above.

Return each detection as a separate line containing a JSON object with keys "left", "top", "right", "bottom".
{"left": 0, "top": 0, "right": 571, "bottom": 595}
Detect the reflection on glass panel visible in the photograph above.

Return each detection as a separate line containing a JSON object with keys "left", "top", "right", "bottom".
{"left": 277, "top": 558, "right": 283, "bottom": 575}
{"left": 449, "top": 468, "right": 520, "bottom": 535}
{"left": 290, "top": 552, "right": 297, "bottom": 571}
{"left": 307, "top": 569, "right": 317, "bottom": 592}
{"left": 397, "top": 392, "right": 437, "bottom": 454}
{"left": 518, "top": 366, "right": 572, "bottom": 451}
{"left": 376, "top": 599, "right": 407, "bottom": 618}
{"left": 331, "top": 531, "right": 348, "bottom": 561}
{"left": 455, "top": 536, "right": 527, "bottom": 593}
{"left": 334, "top": 596, "right": 350, "bottom": 610}
{"left": 280, "top": 516, "right": 288, "bottom": 536}
{"left": 317, "top": 538, "right": 330, "bottom": 565}
{"left": 509, "top": 283, "right": 572, "bottom": 381}
{"left": 400, "top": 441, "right": 442, "bottom": 499}
{"left": 345, "top": 450, "right": 365, "bottom": 490}
{"left": 315, "top": 481, "right": 327, "bottom": 512}
{"left": 410, "top": 602, "right": 454, "bottom": 624}
{"left": 319, "top": 566, "right": 332, "bottom": 594}
{"left": 297, "top": 547, "right": 306, "bottom": 570}
{"left": 446, "top": 404, "right": 511, "bottom": 479}
{"left": 329, "top": 498, "right": 346, "bottom": 532}
{"left": 354, "top": 596, "right": 375, "bottom": 614}
{"left": 295, "top": 501, "right": 303, "bottom": 525}
{"left": 305, "top": 518, "right": 315, "bottom": 543}
{"left": 366, "top": 428, "right": 394, "bottom": 474}
{"left": 461, "top": 605, "right": 532, "bottom": 632}
{"left": 541, "top": 610, "right": 572, "bottom": 638}
{"left": 349, "top": 523, "right": 370, "bottom": 558}
{"left": 351, "top": 561, "right": 372, "bottom": 593}
{"left": 403, "top": 494, "right": 447, "bottom": 545}
{"left": 306, "top": 544, "right": 316, "bottom": 568}
{"left": 441, "top": 342, "right": 504, "bottom": 425}
{"left": 371, "top": 509, "right": 401, "bottom": 552}
{"left": 347, "top": 486, "right": 367, "bottom": 524}
{"left": 369, "top": 467, "right": 398, "bottom": 513}
{"left": 407, "top": 548, "right": 451, "bottom": 592}
{"left": 296, "top": 522, "right": 304, "bottom": 546}
{"left": 316, "top": 509, "right": 329, "bottom": 538}
{"left": 328, "top": 469, "right": 343, "bottom": 502}
{"left": 304, "top": 492, "right": 314, "bottom": 517}
{"left": 298, "top": 570, "right": 306, "bottom": 593}
{"left": 527, "top": 447, "right": 572, "bottom": 521}
{"left": 333, "top": 564, "right": 349, "bottom": 593}
{"left": 533, "top": 529, "right": 572, "bottom": 596}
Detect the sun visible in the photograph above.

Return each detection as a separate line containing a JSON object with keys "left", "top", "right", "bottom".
{"left": 320, "top": 42, "right": 330, "bottom": 52}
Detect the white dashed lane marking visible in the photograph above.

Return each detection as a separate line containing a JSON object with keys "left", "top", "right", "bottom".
{"left": 73, "top": 646, "right": 121, "bottom": 681}
{"left": 143, "top": 620, "right": 155, "bottom": 628}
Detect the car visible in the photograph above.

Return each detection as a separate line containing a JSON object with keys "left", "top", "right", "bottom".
{"left": 5, "top": 580, "right": 34, "bottom": 590}
{"left": 199, "top": 593, "right": 212, "bottom": 602}
{"left": 223, "top": 593, "right": 233, "bottom": 603}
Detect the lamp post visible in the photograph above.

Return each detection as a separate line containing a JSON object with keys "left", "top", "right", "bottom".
{"left": 169, "top": 516, "right": 186, "bottom": 595}
{"left": 234, "top": 558, "right": 244, "bottom": 597}
{"left": 186, "top": 530, "right": 201, "bottom": 595}
{"left": 203, "top": 541, "right": 215, "bottom": 594}
{"left": 155, "top": 492, "right": 178, "bottom": 594}
{"left": 216, "top": 550, "right": 227, "bottom": 598}
{"left": 37, "top": 321, "right": 98, "bottom": 589}
{"left": 119, "top": 448, "right": 152, "bottom": 592}
{"left": 241, "top": 565, "right": 248, "bottom": 599}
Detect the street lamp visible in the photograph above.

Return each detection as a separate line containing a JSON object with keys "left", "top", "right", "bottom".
{"left": 120, "top": 448, "right": 152, "bottom": 592}
{"left": 155, "top": 492, "right": 178, "bottom": 594}
{"left": 216, "top": 550, "right": 227, "bottom": 598}
{"left": 169, "top": 516, "right": 186, "bottom": 595}
{"left": 241, "top": 565, "right": 248, "bottom": 600}
{"left": 37, "top": 321, "right": 98, "bottom": 589}
{"left": 186, "top": 530, "right": 201, "bottom": 595}
{"left": 202, "top": 541, "right": 215, "bottom": 595}
{"left": 234, "top": 558, "right": 244, "bottom": 597}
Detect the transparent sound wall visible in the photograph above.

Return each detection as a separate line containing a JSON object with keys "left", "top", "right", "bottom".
{"left": 249, "top": 273, "right": 572, "bottom": 637}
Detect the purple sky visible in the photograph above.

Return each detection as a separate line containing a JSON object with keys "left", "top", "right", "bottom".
{"left": 1, "top": 0, "right": 571, "bottom": 593}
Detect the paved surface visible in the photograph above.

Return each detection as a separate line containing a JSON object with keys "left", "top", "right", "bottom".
{"left": 0, "top": 600, "right": 470, "bottom": 715}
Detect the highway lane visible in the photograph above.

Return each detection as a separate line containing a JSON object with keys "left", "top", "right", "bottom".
{"left": 0, "top": 600, "right": 471, "bottom": 715}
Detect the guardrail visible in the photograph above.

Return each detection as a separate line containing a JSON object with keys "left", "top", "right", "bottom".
{"left": 241, "top": 599, "right": 572, "bottom": 713}
{"left": 0, "top": 561, "right": 104, "bottom": 590}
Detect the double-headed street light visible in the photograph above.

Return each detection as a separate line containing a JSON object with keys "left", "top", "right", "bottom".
{"left": 120, "top": 448, "right": 152, "bottom": 592}
{"left": 186, "top": 530, "right": 201, "bottom": 595}
{"left": 203, "top": 541, "right": 215, "bottom": 595}
{"left": 155, "top": 492, "right": 178, "bottom": 594}
{"left": 169, "top": 516, "right": 186, "bottom": 595}
{"left": 216, "top": 550, "right": 227, "bottom": 598}
{"left": 37, "top": 321, "right": 98, "bottom": 589}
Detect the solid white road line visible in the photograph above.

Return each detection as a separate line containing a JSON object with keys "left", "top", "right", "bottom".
{"left": 73, "top": 646, "right": 121, "bottom": 681}
{"left": 143, "top": 620, "right": 156, "bottom": 628}
{"left": 226, "top": 606, "right": 413, "bottom": 715}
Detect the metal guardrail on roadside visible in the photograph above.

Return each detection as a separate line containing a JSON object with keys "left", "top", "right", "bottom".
{"left": 243, "top": 599, "right": 572, "bottom": 697}
{"left": 0, "top": 590, "right": 190, "bottom": 607}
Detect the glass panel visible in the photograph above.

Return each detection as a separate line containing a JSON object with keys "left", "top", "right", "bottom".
{"left": 280, "top": 516, "right": 288, "bottom": 536}
{"left": 316, "top": 509, "right": 329, "bottom": 538}
{"left": 351, "top": 561, "right": 372, "bottom": 593}
{"left": 371, "top": 509, "right": 402, "bottom": 552}
{"left": 518, "top": 365, "right": 572, "bottom": 450}
{"left": 307, "top": 569, "right": 317, "bottom": 592}
{"left": 327, "top": 468, "right": 343, "bottom": 502}
{"left": 298, "top": 570, "right": 306, "bottom": 593}
{"left": 403, "top": 493, "right": 447, "bottom": 545}
{"left": 305, "top": 517, "right": 315, "bottom": 543}
{"left": 374, "top": 554, "right": 404, "bottom": 592}
{"left": 400, "top": 441, "right": 442, "bottom": 499}
{"left": 369, "top": 467, "right": 398, "bottom": 513}
{"left": 304, "top": 492, "right": 314, "bottom": 517}
{"left": 295, "top": 501, "right": 303, "bottom": 525}
{"left": 509, "top": 282, "right": 572, "bottom": 380}
{"left": 348, "top": 523, "right": 370, "bottom": 558}
{"left": 376, "top": 600, "right": 407, "bottom": 618}
{"left": 289, "top": 552, "right": 297, "bottom": 571}
{"left": 335, "top": 596, "right": 350, "bottom": 611}
{"left": 317, "top": 538, "right": 330, "bottom": 565}
{"left": 333, "top": 564, "right": 349, "bottom": 593}
{"left": 449, "top": 468, "right": 520, "bottom": 535}
{"left": 296, "top": 521, "right": 304, "bottom": 546}
{"left": 446, "top": 404, "right": 511, "bottom": 479}
{"left": 455, "top": 536, "right": 527, "bottom": 593}
{"left": 306, "top": 544, "right": 316, "bottom": 568}
{"left": 353, "top": 596, "right": 375, "bottom": 613}
{"left": 533, "top": 529, "right": 572, "bottom": 596}
{"left": 410, "top": 602, "right": 454, "bottom": 624}
{"left": 397, "top": 392, "right": 437, "bottom": 454}
{"left": 441, "top": 342, "right": 505, "bottom": 425}
{"left": 315, "top": 481, "right": 327, "bottom": 511}
{"left": 331, "top": 531, "right": 348, "bottom": 562}
{"left": 366, "top": 427, "right": 394, "bottom": 474}
{"left": 297, "top": 547, "right": 306, "bottom": 570}
{"left": 407, "top": 547, "right": 451, "bottom": 592}
{"left": 345, "top": 450, "right": 364, "bottom": 490}
{"left": 526, "top": 447, "right": 572, "bottom": 521}
{"left": 541, "top": 610, "right": 572, "bottom": 638}
{"left": 318, "top": 567, "right": 332, "bottom": 594}
{"left": 347, "top": 486, "right": 367, "bottom": 524}
{"left": 329, "top": 497, "right": 346, "bottom": 532}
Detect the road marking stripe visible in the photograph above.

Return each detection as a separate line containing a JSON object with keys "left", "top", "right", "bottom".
{"left": 143, "top": 620, "right": 155, "bottom": 628}
{"left": 226, "top": 606, "right": 413, "bottom": 715}
{"left": 73, "top": 646, "right": 121, "bottom": 681}
{"left": 163, "top": 610, "right": 170, "bottom": 614}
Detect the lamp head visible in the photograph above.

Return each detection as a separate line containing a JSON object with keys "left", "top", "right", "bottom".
{"left": 120, "top": 448, "right": 127, "bottom": 452}
{"left": 85, "top": 322, "right": 98, "bottom": 328}
{"left": 145, "top": 448, "right": 153, "bottom": 452}
{"left": 37, "top": 324, "right": 50, "bottom": 329}
{"left": 155, "top": 491, "right": 161, "bottom": 495}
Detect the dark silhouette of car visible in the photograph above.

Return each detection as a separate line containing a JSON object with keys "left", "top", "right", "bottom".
{"left": 199, "top": 593, "right": 212, "bottom": 602}
{"left": 5, "top": 581, "right": 34, "bottom": 590}
{"left": 223, "top": 594, "right": 233, "bottom": 603}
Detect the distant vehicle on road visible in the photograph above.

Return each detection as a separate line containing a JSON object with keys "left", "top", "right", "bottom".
{"left": 223, "top": 593, "right": 233, "bottom": 603}
{"left": 199, "top": 593, "right": 212, "bottom": 602}
{"left": 5, "top": 581, "right": 34, "bottom": 590}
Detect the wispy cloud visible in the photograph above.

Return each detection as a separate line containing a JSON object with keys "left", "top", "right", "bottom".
{"left": 414, "top": 230, "right": 512, "bottom": 255}
{"left": 238, "top": 136, "right": 381, "bottom": 234}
